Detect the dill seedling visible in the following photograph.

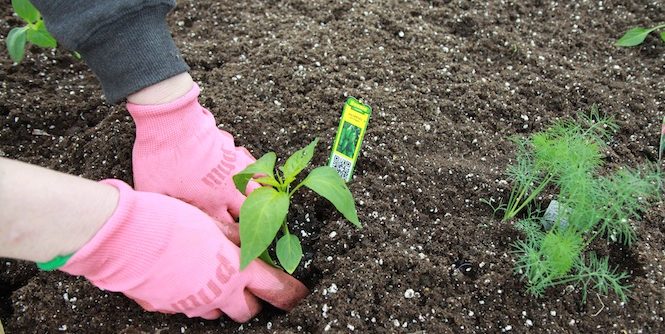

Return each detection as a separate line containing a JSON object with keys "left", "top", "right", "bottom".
{"left": 500, "top": 138, "right": 553, "bottom": 221}
{"left": 499, "top": 108, "right": 662, "bottom": 301}
{"left": 501, "top": 107, "right": 615, "bottom": 222}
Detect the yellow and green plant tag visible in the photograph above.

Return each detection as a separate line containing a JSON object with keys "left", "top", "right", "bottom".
{"left": 329, "top": 97, "right": 372, "bottom": 182}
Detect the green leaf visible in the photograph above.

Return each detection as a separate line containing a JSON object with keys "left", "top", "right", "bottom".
{"left": 615, "top": 27, "right": 653, "bottom": 47}
{"left": 661, "top": 31, "right": 665, "bottom": 42}
{"left": 254, "top": 176, "right": 281, "bottom": 188}
{"left": 239, "top": 187, "right": 289, "bottom": 270}
{"left": 279, "top": 138, "right": 318, "bottom": 185}
{"left": 258, "top": 249, "right": 276, "bottom": 267}
{"left": 233, "top": 152, "right": 277, "bottom": 195}
{"left": 12, "top": 0, "right": 40, "bottom": 23}
{"left": 27, "top": 27, "right": 57, "bottom": 48}
{"left": 6, "top": 27, "right": 28, "bottom": 63}
{"left": 276, "top": 233, "right": 303, "bottom": 274}
{"left": 302, "top": 166, "right": 360, "bottom": 227}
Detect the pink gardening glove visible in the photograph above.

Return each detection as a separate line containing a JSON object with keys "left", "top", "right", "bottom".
{"left": 61, "top": 179, "right": 308, "bottom": 321}
{"left": 127, "top": 83, "right": 256, "bottom": 244}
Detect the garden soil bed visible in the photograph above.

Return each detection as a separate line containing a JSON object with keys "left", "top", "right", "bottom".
{"left": 2, "top": 0, "right": 665, "bottom": 333}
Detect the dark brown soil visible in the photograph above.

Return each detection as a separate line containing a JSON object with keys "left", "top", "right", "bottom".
{"left": 2, "top": 0, "right": 665, "bottom": 333}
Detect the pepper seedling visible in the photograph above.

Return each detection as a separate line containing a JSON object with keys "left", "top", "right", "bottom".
{"left": 233, "top": 138, "right": 360, "bottom": 274}
{"left": 6, "top": 0, "right": 57, "bottom": 63}
{"left": 616, "top": 23, "right": 665, "bottom": 47}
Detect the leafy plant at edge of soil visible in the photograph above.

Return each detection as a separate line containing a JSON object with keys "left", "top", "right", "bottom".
{"left": 6, "top": 0, "right": 58, "bottom": 63}
{"left": 233, "top": 138, "right": 360, "bottom": 274}
{"left": 499, "top": 107, "right": 616, "bottom": 221}
{"left": 616, "top": 23, "right": 665, "bottom": 47}
{"left": 498, "top": 108, "right": 662, "bottom": 302}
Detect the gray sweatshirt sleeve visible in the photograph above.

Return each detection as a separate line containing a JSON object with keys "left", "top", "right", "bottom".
{"left": 31, "top": 0, "right": 190, "bottom": 104}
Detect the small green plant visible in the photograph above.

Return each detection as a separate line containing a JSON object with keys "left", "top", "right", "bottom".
{"left": 616, "top": 23, "right": 665, "bottom": 47}
{"left": 6, "top": 0, "right": 58, "bottom": 63}
{"left": 233, "top": 138, "right": 360, "bottom": 274}
{"left": 496, "top": 109, "right": 661, "bottom": 302}
{"left": 498, "top": 108, "right": 616, "bottom": 221}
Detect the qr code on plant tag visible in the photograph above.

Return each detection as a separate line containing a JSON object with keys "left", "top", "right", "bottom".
{"left": 331, "top": 154, "right": 352, "bottom": 181}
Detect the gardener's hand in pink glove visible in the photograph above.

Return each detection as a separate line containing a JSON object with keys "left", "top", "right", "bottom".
{"left": 61, "top": 179, "right": 308, "bottom": 321}
{"left": 128, "top": 83, "right": 255, "bottom": 244}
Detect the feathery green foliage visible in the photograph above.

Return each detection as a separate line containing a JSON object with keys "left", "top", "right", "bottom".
{"left": 595, "top": 168, "right": 660, "bottom": 244}
{"left": 501, "top": 107, "right": 616, "bottom": 222}
{"left": 499, "top": 108, "right": 662, "bottom": 302}
{"left": 573, "top": 253, "right": 631, "bottom": 303}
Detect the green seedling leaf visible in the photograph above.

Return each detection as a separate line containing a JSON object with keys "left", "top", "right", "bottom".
{"left": 302, "top": 166, "right": 360, "bottom": 227}
{"left": 280, "top": 138, "right": 318, "bottom": 185}
{"left": 276, "top": 233, "right": 303, "bottom": 274}
{"left": 258, "top": 249, "right": 276, "bottom": 267}
{"left": 12, "top": 0, "right": 40, "bottom": 23}
{"left": 239, "top": 187, "right": 289, "bottom": 269}
{"left": 616, "top": 27, "right": 652, "bottom": 47}
{"left": 0, "top": 318, "right": 4, "bottom": 334}
{"left": 7, "top": 27, "right": 28, "bottom": 63}
{"left": 27, "top": 28, "right": 57, "bottom": 48}
{"left": 233, "top": 152, "right": 277, "bottom": 195}
{"left": 254, "top": 176, "right": 281, "bottom": 188}
{"left": 27, "top": 20, "right": 57, "bottom": 48}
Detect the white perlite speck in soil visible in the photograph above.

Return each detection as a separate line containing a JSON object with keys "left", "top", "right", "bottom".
{"left": 323, "top": 283, "right": 338, "bottom": 295}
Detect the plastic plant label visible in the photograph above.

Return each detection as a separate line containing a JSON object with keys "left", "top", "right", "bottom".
{"left": 329, "top": 97, "right": 372, "bottom": 182}
{"left": 542, "top": 200, "right": 570, "bottom": 230}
